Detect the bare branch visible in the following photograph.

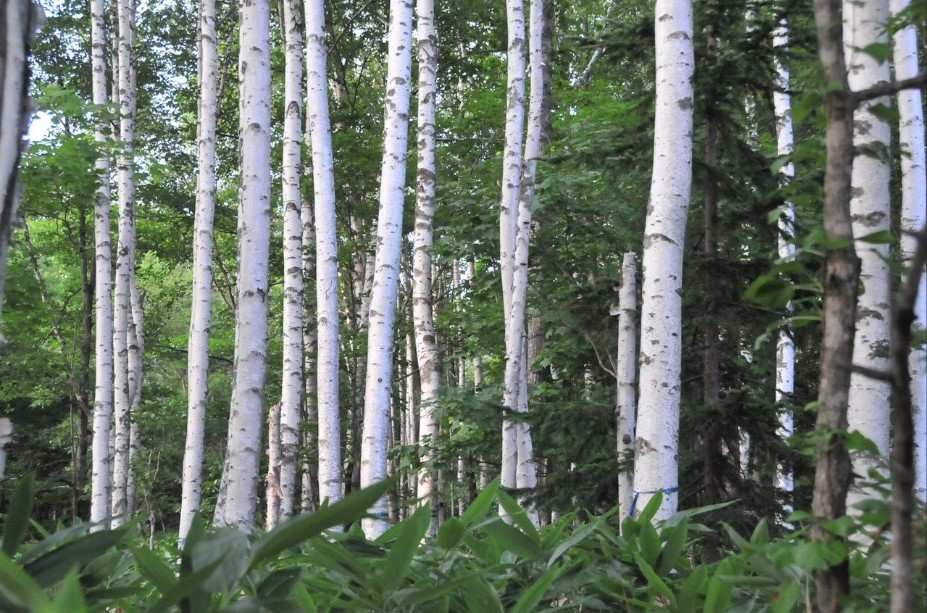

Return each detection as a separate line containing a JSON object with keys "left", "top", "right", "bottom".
{"left": 852, "top": 72, "right": 926, "bottom": 104}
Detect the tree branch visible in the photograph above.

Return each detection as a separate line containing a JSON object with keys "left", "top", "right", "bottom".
{"left": 852, "top": 72, "right": 926, "bottom": 104}
{"left": 850, "top": 363, "right": 892, "bottom": 382}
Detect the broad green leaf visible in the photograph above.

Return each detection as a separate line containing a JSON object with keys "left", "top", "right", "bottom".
{"left": 250, "top": 479, "right": 392, "bottom": 569}
{"left": 292, "top": 582, "right": 318, "bottom": 613}
{"left": 845, "top": 430, "right": 881, "bottom": 455}
{"left": 381, "top": 507, "right": 429, "bottom": 592}
{"left": 2, "top": 474, "right": 35, "bottom": 557}
{"left": 633, "top": 553, "right": 676, "bottom": 606}
{"left": 745, "top": 275, "right": 794, "bottom": 309}
{"left": 704, "top": 561, "right": 734, "bottom": 613}
{"left": 656, "top": 517, "right": 688, "bottom": 575}
{"left": 149, "top": 554, "right": 226, "bottom": 613}
{"left": 857, "top": 230, "right": 895, "bottom": 244}
{"left": 772, "top": 581, "right": 801, "bottom": 613}
{"left": 750, "top": 519, "right": 769, "bottom": 546}
{"left": 860, "top": 42, "right": 892, "bottom": 63}
{"left": 510, "top": 563, "right": 565, "bottom": 613}
{"left": 47, "top": 568, "right": 86, "bottom": 613}
{"left": 132, "top": 546, "right": 176, "bottom": 593}
{"left": 497, "top": 490, "right": 540, "bottom": 540}
{"left": 480, "top": 519, "right": 545, "bottom": 560}
{"left": 462, "top": 575, "right": 503, "bottom": 613}
{"left": 190, "top": 528, "right": 249, "bottom": 594}
{"left": 547, "top": 520, "right": 599, "bottom": 568}
{"left": 437, "top": 517, "right": 465, "bottom": 550}
{"left": 460, "top": 478, "right": 499, "bottom": 527}
{"left": 679, "top": 563, "right": 708, "bottom": 606}
{"left": 23, "top": 526, "right": 128, "bottom": 588}
{"left": 637, "top": 489, "right": 664, "bottom": 525}
{"left": 396, "top": 573, "right": 477, "bottom": 607}
{"left": 639, "top": 521, "right": 661, "bottom": 567}
{"left": 0, "top": 551, "right": 51, "bottom": 611}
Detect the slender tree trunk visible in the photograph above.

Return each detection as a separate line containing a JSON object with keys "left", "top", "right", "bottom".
{"left": 279, "top": 0, "right": 304, "bottom": 521}
{"left": 360, "top": 0, "right": 414, "bottom": 539}
{"left": 301, "top": 185, "right": 318, "bottom": 514}
{"left": 890, "top": 0, "right": 927, "bottom": 503}
{"left": 844, "top": 0, "right": 892, "bottom": 513}
{"left": 0, "top": 0, "right": 39, "bottom": 338}
{"left": 266, "top": 402, "right": 282, "bottom": 529}
{"left": 616, "top": 253, "right": 637, "bottom": 520}
{"left": 179, "top": 0, "right": 219, "bottom": 545}
{"left": 412, "top": 0, "right": 441, "bottom": 536}
{"left": 889, "top": 226, "right": 926, "bottom": 613}
{"left": 631, "top": 0, "right": 694, "bottom": 521}
{"left": 305, "top": 0, "right": 342, "bottom": 507}
{"left": 218, "top": 0, "right": 272, "bottom": 531}
{"left": 772, "top": 15, "right": 796, "bottom": 511}
{"left": 810, "top": 0, "right": 858, "bottom": 608}
{"left": 126, "top": 277, "right": 143, "bottom": 518}
{"left": 111, "top": 0, "right": 137, "bottom": 529}
{"left": 499, "top": 0, "right": 526, "bottom": 492}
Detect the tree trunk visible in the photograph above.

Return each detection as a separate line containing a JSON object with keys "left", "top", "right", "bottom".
{"left": 306, "top": 0, "right": 342, "bottom": 507}
{"left": 631, "top": 0, "right": 694, "bottom": 522}
{"left": 218, "top": 0, "right": 272, "bottom": 531}
{"left": 279, "top": 0, "right": 304, "bottom": 521}
{"left": 412, "top": 0, "right": 441, "bottom": 537}
{"left": 890, "top": 0, "right": 926, "bottom": 503}
{"left": 266, "top": 402, "right": 282, "bottom": 530}
{"left": 772, "top": 15, "right": 796, "bottom": 511}
{"left": 844, "top": 0, "right": 892, "bottom": 515}
{"left": 180, "top": 0, "right": 219, "bottom": 545}
{"left": 126, "top": 277, "right": 143, "bottom": 519}
{"left": 360, "top": 0, "right": 414, "bottom": 539}
{"left": 889, "top": 226, "right": 926, "bottom": 613}
{"left": 616, "top": 253, "right": 637, "bottom": 521}
{"left": 301, "top": 181, "right": 318, "bottom": 515}
{"left": 810, "top": 0, "right": 858, "bottom": 609}
{"left": 111, "top": 0, "right": 137, "bottom": 530}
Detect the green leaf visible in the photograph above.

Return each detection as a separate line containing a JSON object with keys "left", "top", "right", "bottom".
{"left": 510, "top": 564, "right": 565, "bottom": 613}
{"left": 547, "top": 520, "right": 599, "bottom": 568}
{"left": 845, "top": 430, "right": 880, "bottom": 455}
{"left": 480, "top": 519, "right": 545, "bottom": 560}
{"left": 639, "top": 521, "right": 661, "bottom": 567}
{"left": 132, "top": 546, "right": 177, "bottom": 593}
{"left": 633, "top": 553, "right": 676, "bottom": 606}
{"left": 460, "top": 478, "right": 499, "bottom": 527}
{"left": 23, "top": 526, "right": 128, "bottom": 588}
{"left": 656, "top": 517, "right": 688, "bottom": 575}
{"left": 857, "top": 230, "right": 895, "bottom": 244}
{"left": 437, "top": 517, "right": 465, "bottom": 550}
{"left": 190, "top": 528, "right": 249, "bottom": 594}
{"left": 462, "top": 575, "right": 504, "bottom": 613}
{"left": 745, "top": 275, "right": 794, "bottom": 309}
{"left": 772, "top": 581, "right": 801, "bottom": 613}
{"left": 249, "top": 478, "right": 392, "bottom": 569}
{"left": 637, "top": 489, "right": 664, "bottom": 525}
{"left": 381, "top": 507, "right": 429, "bottom": 592}
{"left": 2, "top": 474, "right": 35, "bottom": 557}
{"left": 704, "top": 561, "right": 734, "bottom": 613}
{"left": 47, "top": 568, "right": 86, "bottom": 613}
{"left": 396, "top": 573, "right": 477, "bottom": 607}
{"left": 497, "top": 490, "right": 540, "bottom": 540}
{"left": 860, "top": 42, "right": 892, "bottom": 63}
{"left": 750, "top": 519, "right": 769, "bottom": 546}
{"left": 149, "top": 554, "right": 227, "bottom": 613}
{"left": 679, "top": 563, "right": 708, "bottom": 606}
{"left": 0, "top": 551, "right": 51, "bottom": 611}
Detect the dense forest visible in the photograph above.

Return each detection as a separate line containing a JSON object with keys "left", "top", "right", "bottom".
{"left": 0, "top": 0, "right": 925, "bottom": 610}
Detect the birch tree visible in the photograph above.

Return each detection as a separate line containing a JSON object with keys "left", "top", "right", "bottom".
{"left": 111, "top": 0, "right": 137, "bottom": 529}
{"left": 278, "top": 0, "right": 305, "bottom": 522}
{"left": 412, "top": 0, "right": 441, "bottom": 534}
{"left": 179, "top": 0, "right": 218, "bottom": 544}
{"left": 89, "top": 0, "right": 114, "bottom": 529}
{"left": 630, "top": 0, "right": 694, "bottom": 521}
{"left": 305, "top": 0, "right": 342, "bottom": 506}
{"left": 890, "top": 0, "right": 926, "bottom": 502}
{"left": 844, "top": 0, "right": 892, "bottom": 510}
{"left": 616, "top": 252, "right": 636, "bottom": 520}
{"left": 359, "top": 0, "right": 414, "bottom": 539}
{"left": 773, "top": 16, "right": 796, "bottom": 507}
{"left": 218, "top": 0, "right": 272, "bottom": 530}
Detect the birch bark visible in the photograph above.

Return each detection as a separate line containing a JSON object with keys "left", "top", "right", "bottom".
{"left": 279, "top": 0, "right": 304, "bottom": 521}
{"left": 360, "top": 0, "right": 414, "bottom": 539}
{"left": 412, "top": 0, "right": 441, "bottom": 535}
{"left": 111, "top": 0, "right": 137, "bottom": 529}
{"left": 631, "top": 0, "right": 694, "bottom": 521}
{"left": 890, "top": 0, "right": 926, "bottom": 502}
{"left": 844, "top": 0, "right": 892, "bottom": 510}
{"left": 179, "top": 0, "right": 218, "bottom": 544}
{"left": 305, "top": 0, "right": 342, "bottom": 506}
{"left": 219, "top": 0, "right": 272, "bottom": 531}
{"left": 772, "top": 17, "right": 796, "bottom": 506}
{"left": 616, "top": 253, "right": 637, "bottom": 520}
{"left": 89, "top": 0, "right": 114, "bottom": 529}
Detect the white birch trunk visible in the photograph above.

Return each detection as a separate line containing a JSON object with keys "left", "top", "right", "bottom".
{"left": 305, "top": 0, "right": 342, "bottom": 506}
{"left": 111, "top": 0, "right": 137, "bottom": 529}
{"left": 0, "top": 419, "right": 11, "bottom": 479}
{"left": 616, "top": 253, "right": 637, "bottom": 519}
{"left": 360, "top": 0, "right": 414, "bottom": 539}
{"left": 179, "top": 0, "right": 218, "bottom": 544}
{"left": 631, "top": 0, "right": 694, "bottom": 521}
{"left": 772, "top": 18, "right": 796, "bottom": 505}
{"left": 844, "top": 0, "right": 892, "bottom": 508}
{"left": 125, "top": 277, "right": 143, "bottom": 518}
{"left": 90, "top": 0, "right": 114, "bottom": 529}
{"left": 412, "top": 0, "right": 441, "bottom": 535}
{"left": 499, "top": 0, "right": 526, "bottom": 492}
{"left": 266, "top": 402, "right": 281, "bottom": 529}
{"left": 891, "top": 0, "right": 927, "bottom": 502}
{"left": 219, "top": 0, "right": 272, "bottom": 531}
{"left": 301, "top": 192, "right": 318, "bottom": 514}
{"left": 279, "top": 0, "right": 304, "bottom": 521}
